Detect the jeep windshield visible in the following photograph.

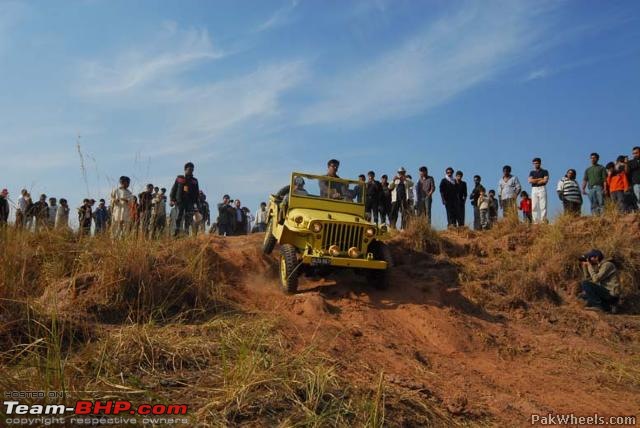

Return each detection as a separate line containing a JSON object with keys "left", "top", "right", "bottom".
{"left": 290, "top": 173, "right": 364, "bottom": 205}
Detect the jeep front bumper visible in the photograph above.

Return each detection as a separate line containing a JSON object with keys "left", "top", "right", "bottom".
{"left": 301, "top": 255, "right": 387, "bottom": 270}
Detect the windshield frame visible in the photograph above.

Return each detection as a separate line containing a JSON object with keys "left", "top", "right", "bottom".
{"left": 289, "top": 172, "right": 365, "bottom": 206}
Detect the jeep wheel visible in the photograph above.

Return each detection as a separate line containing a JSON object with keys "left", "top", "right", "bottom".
{"left": 262, "top": 218, "right": 277, "bottom": 255}
{"left": 367, "top": 241, "right": 393, "bottom": 290}
{"left": 279, "top": 244, "right": 300, "bottom": 294}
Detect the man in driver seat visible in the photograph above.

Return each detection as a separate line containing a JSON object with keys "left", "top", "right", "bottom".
{"left": 319, "top": 159, "right": 345, "bottom": 199}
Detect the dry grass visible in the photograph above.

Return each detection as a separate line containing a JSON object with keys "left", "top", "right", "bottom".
{"left": 1, "top": 226, "right": 430, "bottom": 426}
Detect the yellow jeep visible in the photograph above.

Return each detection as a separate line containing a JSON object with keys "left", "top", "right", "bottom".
{"left": 262, "top": 172, "right": 392, "bottom": 293}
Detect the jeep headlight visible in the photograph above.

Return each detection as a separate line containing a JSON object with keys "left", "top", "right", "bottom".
{"left": 365, "top": 226, "right": 376, "bottom": 238}
{"left": 311, "top": 222, "right": 323, "bottom": 233}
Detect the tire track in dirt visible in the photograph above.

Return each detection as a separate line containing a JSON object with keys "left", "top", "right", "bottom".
{"left": 209, "top": 234, "right": 640, "bottom": 424}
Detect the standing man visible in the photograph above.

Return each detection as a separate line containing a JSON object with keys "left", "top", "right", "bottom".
{"left": 379, "top": 175, "right": 392, "bottom": 225}
{"left": 627, "top": 146, "right": 640, "bottom": 209}
{"left": 528, "top": 158, "right": 549, "bottom": 224}
{"left": 0, "top": 189, "right": 9, "bottom": 226}
{"left": 233, "top": 199, "right": 248, "bottom": 235}
{"left": 138, "top": 184, "right": 154, "bottom": 237}
{"left": 170, "top": 162, "right": 200, "bottom": 237}
{"left": 497, "top": 165, "right": 522, "bottom": 217}
{"left": 416, "top": 166, "right": 435, "bottom": 226}
{"left": 198, "top": 191, "right": 211, "bottom": 234}
{"left": 110, "top": 176, "right": 134, "bottom": 239}
{"left": 454, "top": 171, "right": 467, "bottom": 227}
{"left": 78, "top": 199, "right": 93, "bottom": 236}
{"left": 389, "top": 167, "right": 413, "bottom": 229}
{"left": 253, "top": 202, "right": 268, "bottom": 232}
{"left": 94, "top": 199, "right": 110, "bottom": 234}
{"left": 15, "top": 189, "right": 29, "bottom": 229}
{"left": 469, "top": 175, "right": 485, "bottom": 230}
{"left": 439, "top": 167, "right": 457, "bottom": 228}
{"left": 581, "top": 152, "right": 608, "bottom": 216}
{"left": 33, "top": 194, "right": 49, "bottom": 232}
{"left": 365, "top": 171, "right": 381, "bottom": 224}
{"left": 47, "top": 198, "right": 58, "bottom": 228}
{"left": 55, "top": 198, "right": 70, "bottom": 230}
{"left": 217, "top": 195, "right": 235, "bottom": 236}
{"left": 151, "top": 188, "right": 167, "bottom": 238}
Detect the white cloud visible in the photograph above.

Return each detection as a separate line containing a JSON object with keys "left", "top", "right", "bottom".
{"left": 144, "top": 60, "right": 309, "bottom": 157}
{"left": 77, "top": 26, "right": 224, "bottom": 95}
{"left": 524, "top": 68, "right": 551, "bottom": 81}
{"left": 299, "top": 1, "right": 556, "bottom": 125}
{"left": 255, "top": 0, "right": 299, "bottom": 33}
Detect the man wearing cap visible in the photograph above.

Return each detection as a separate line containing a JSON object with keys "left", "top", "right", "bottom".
{"left": 170, "top": 162, "right": 200, "bottom": 237}
{"left": 138, "top": 183, "right": 155, "bottom": 237}
{"left": 217, "top": 194, "right": 236, "bottom": 236}
{"left": 439, "top": 167, "right": 457, "bottom": 227}
{"left": 579, "top": 249, "right": 621, "bottom": 313}
{"left": 389, "top": 167, "right": 413, "bottom": 229}
{"left": 528, "top": 157, "right": 549, "bottom": 224}
{"left": 0, "top": 189, "right": 9, "bottom": 226}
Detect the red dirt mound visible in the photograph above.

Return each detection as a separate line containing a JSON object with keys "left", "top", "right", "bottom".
{"left": 217, "top": 233, "right": 640, "bottom": 424}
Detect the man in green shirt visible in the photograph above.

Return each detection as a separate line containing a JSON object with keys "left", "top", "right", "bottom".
{"left": 581, "top": 152, "right": 607, "bottom": 215}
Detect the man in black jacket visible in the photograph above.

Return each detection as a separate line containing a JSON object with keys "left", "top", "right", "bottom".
{"left": 454, "top": 171, "right": 468, "bottom": 227}
{"left": 217, "top": 194, "right": 235, "bottom": 236}
{"left": 365, "top": 171, "right": 381, "bottom": 224}
{"left": 169, "top": 162, "right": 200, "bottom": 237}
{"left": 138, "top": 183, "right": 154, "bottom": 237}
{"left": 439, "top": 167, "right": 457, "bottom": 228}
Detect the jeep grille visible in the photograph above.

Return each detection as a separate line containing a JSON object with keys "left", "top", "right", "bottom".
{"left": 321, "top": 223, "right": 364, "bottom": 252}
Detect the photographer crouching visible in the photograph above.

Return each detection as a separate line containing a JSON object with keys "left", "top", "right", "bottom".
{"left": 578, "top": 249, "right": 621, "bottom": 313}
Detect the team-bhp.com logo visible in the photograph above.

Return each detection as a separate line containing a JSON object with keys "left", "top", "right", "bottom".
{"left": 3, "top": 400, "right": 189, "bottom": 425}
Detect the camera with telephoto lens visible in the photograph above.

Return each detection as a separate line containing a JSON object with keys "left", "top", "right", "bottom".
{"left": 578, "top": 255, "right": 588, "bottom": 262}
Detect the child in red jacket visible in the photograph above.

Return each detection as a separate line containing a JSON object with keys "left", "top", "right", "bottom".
{"left": 519, "top": 191, "right": 532, "bottom": 223}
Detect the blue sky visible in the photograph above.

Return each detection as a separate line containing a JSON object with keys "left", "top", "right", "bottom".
{"left": 1, "top": 0, "right": 639, "bottom": 228}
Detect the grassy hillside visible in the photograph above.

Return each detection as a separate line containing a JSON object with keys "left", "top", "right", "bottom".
{"left": 1, "top": 213, "right": 638, "bottom": 426}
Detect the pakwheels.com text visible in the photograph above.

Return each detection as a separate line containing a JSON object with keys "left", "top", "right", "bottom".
{"left": 531, "top": 413, "right": 637, "bottom": 426}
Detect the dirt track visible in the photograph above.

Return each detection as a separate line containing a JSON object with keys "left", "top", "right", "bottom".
{"left": 214, "top": 233, "right": 640, "bottom": 424}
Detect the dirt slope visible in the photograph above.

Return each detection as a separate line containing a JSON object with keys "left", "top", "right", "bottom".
{"left": 212, "top": 232, "right": 640, "bottom": 425}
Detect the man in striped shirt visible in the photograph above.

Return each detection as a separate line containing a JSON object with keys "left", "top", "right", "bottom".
{"left": 557, "top": 169, "right": 582, "bottom": 215}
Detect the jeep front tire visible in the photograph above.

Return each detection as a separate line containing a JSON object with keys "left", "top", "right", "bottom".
{"left": 262, "top": 218, "right": 277, "bottom": 255}
{"left": 279, "top": 244, "right": 300, "bottom": 294}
